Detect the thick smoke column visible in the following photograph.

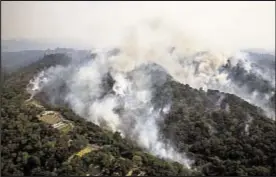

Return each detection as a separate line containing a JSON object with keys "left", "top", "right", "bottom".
{"left": 27, "top": 19, "right": 275, "bottom": 168}
{"left": 27, "top": 46, "right": 192, "bottom": 168}
{"left": 112, "top": 19, "right": 275, "bottom": 119}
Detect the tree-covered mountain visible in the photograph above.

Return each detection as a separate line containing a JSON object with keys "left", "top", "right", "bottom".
{"left": 1, "top": 54, "right": 197, "bottom": 176}
{"left": 1, "top": 52, "right": 275, "bottom": 176}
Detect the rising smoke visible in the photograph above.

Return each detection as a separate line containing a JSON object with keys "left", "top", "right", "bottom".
{"left": 26, "top": 19, "right": 275, "bottom": 168}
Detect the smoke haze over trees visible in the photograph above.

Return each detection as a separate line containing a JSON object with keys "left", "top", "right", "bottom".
{"left": 1, "top": 1, "right": 275, "bottom": 176}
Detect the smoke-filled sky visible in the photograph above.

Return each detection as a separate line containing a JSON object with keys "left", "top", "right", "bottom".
{"left": 2, "top": 1, "right": 275, "bottom": 51}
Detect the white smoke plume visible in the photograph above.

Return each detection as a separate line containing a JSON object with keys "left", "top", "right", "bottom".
{"left": 27, "top": 18, "right": 275, "bottom": 169}
{"left": 116, "top": 19, "right": 275, "bottom": 119}
{"left": 245, "top": 114, "right": 253, "bottom": 135}
{"left": 26, "top": 35, "right": 193, "bottom": 168}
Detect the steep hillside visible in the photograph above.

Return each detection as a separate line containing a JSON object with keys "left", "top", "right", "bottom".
{"left": 1, "top": 53, "right": 275, "bottom": 176}
{"left": 162, "top": 81, "right": 276, "bottom": 175}
{"left": 1, "top": 54, "right": 196, "bottom": 176}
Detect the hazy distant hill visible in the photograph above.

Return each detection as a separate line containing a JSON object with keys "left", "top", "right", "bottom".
{"left": 1, "top": 45, "right": 92, "bottom": 73}
{"left": 2, "top": 50, "right": 46, "bottom": 73}
{"left": 1, "top": 39, "right": 92, "bottom": 52}
{"left": 1, "top": 39, "right": 60, "bottom": 52}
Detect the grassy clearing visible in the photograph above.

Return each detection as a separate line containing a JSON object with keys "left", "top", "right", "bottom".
{"left": 59, "top": 123, "right": 72, "bottom": 134}
{"left": 67, "top": 145, "right": 101, "bottom": 163}
{"left": 76, "top": 146, "right": 93, "bottom": 157}
{"left": 38, "top": 114, "right": 61, "bottom": 124}
{"left": 25, "top": 99, "right": 45, "bottom": 109}
{"left": 126, "top": 170, "right": 133, "bottom": 176}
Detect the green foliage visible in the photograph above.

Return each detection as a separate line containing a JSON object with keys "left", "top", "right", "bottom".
{"left": 132, "top": 155, "right": 143, "bottom": 166}
{"left": 162, "top": 80, "right": 276, "bottom": 176}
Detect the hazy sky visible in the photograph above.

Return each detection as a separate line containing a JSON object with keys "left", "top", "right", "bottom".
{"left": 2, "top": 1, "right": 275, "bottom": 50}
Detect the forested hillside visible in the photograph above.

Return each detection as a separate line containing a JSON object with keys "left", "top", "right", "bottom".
{"left": 1, "top": 54, "right": 197, "bottom": 176}
{"left": 162, "top": 81, "right": 276, "bottom": 175}
{"left": 1, "top": 53, "right": 275, "bottom": 176}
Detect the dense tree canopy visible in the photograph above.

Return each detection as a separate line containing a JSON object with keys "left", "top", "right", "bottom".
{"left": 162, "top": 81, "right": 276, "bottom": 176}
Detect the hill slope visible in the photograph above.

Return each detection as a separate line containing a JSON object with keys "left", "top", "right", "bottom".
{"left": 1, "top": 54, "right": 196, "bottom": 176}
{"left": 1, "top": 53, "right": 275, "bottom": 176}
